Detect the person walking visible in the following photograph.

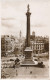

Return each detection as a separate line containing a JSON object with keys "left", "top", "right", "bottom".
{"left": 16, "top": 70, "right": 18, "bottom": 76}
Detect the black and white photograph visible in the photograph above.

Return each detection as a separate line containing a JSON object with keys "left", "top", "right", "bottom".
{"left": 1, "top": 0, "right": 50, "bottom": 79}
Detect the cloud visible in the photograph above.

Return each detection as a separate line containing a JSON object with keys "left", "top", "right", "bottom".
{"left": 1, "top": 21, "right": 13, "bottom": 27}
{"left": 31, "top": 24, "right": 46, "bottom": 27}
{"left": 1, "top": 17, "right": 16, "bottom": 28}
{"left": 1, "top": 0, "right": 50, "bottom": 36}
{"left": 1, "top": 18, "right": 15, "bottom": 20}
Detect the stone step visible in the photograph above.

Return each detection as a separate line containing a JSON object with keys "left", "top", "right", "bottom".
{"left": 21, "top": 60, "right": 35, "bottom": 64}
{"left": 25, "top": 59, "right": 32, "bottom": 61}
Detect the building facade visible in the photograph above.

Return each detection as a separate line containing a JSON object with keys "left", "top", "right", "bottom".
{"left": 1, "top": 35, "right": 15, "bottom": 57}
{"left": 30, "top": 36, "right": 44, "bottom": 54}
{"left": 1, "top": 36, "right": 6, "bottom": 57}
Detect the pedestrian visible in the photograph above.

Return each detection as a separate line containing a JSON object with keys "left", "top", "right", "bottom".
{"left": 26, "top": 67, "right": 27, "bottom": 69}
{"left": 30, "top": 71, "right": 32, "bottom": 74}
{"left": 16, "top": 70, "right": 18, "bottom": 76}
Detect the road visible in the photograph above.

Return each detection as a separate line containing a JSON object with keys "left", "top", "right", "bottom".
{"left": 1, "top": 60, "right": 49, "bottom": 79}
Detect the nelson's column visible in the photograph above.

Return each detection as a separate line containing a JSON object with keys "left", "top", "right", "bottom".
{"left": 26, "top": 4, "right": 31, "bottom": 47}
{"left": 21, "top": 5, "right": 34, "bottom": 66}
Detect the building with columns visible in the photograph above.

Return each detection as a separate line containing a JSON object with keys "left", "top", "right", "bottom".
{"left": 30, "top": 35, "right": 44, "bottom": 54}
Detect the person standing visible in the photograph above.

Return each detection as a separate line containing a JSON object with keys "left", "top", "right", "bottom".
{"left": 16, "top": 70, "right": 18, "bottom": 76}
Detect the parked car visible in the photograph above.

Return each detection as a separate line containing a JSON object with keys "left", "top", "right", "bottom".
{"left": 15, "top": 58, "right": 20, "bottom": 65}
{"left": 10, "top": 59, "right": 14, "bottom": 61}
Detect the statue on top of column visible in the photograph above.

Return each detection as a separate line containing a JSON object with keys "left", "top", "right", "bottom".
{"left": 27, "top": 4, "right": 30, "bottom": 12}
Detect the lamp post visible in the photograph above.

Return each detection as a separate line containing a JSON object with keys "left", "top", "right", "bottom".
{"left": 32, "top": 41, "right": 34, "bottom": 60}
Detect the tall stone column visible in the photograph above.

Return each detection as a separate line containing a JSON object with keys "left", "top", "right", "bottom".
{"left": 26, "top": 4, "right": 31, "bottom": 47}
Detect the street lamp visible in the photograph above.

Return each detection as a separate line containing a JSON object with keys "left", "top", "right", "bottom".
{"left": 32, "top": 41, "right": 34, "bottom": 59}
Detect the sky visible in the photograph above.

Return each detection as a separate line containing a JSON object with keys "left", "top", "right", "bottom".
{"left": 1, "top": 0, "right": 50, "bottom": 37}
